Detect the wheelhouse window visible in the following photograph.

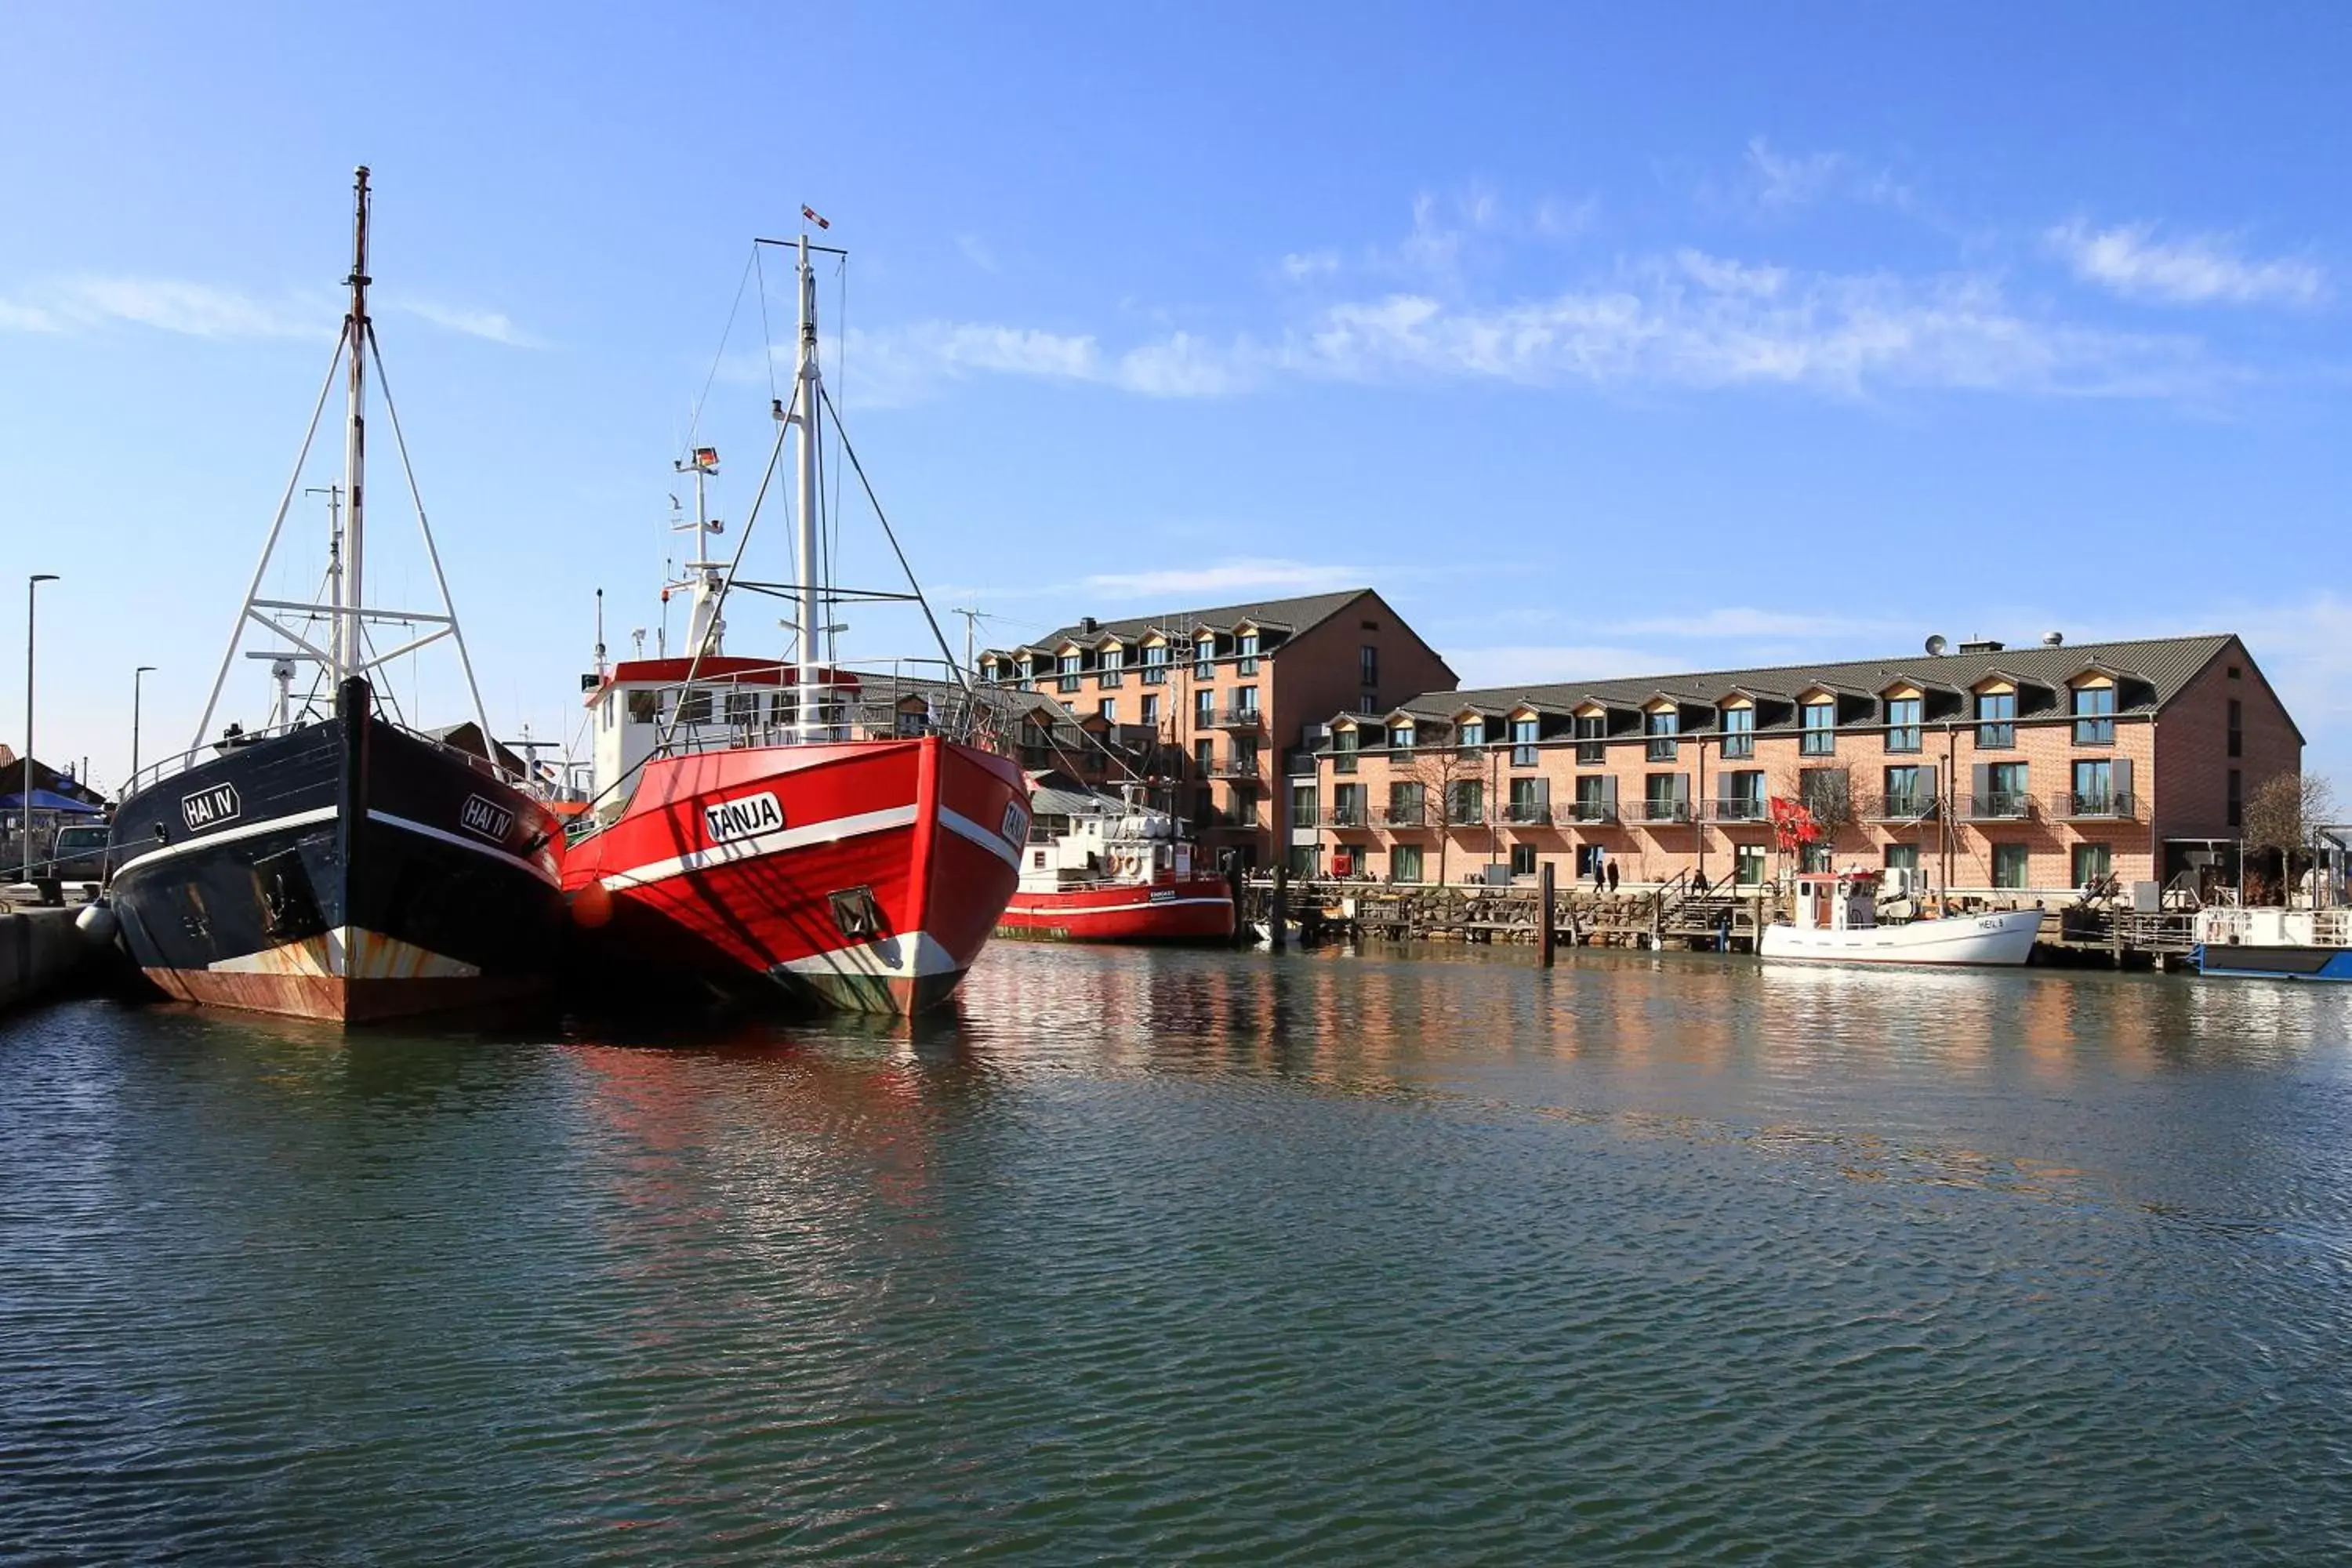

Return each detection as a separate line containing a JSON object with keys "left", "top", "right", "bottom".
{"left": 1511, "top": 717, "right": 1538, "bottom": 768}
{"left": 2071, "top": 684, "right": 2114, "bottom": 745}
{"left": 1886, "top": 697, "right": 1922, "bottom": 753}
{"left": 1976, "top": 691, "right": 2016, "bottom": 749}
{"left": 1800, "top": 699, "right": 1836, "bottom": 756}
{"left": 1646, "top": 709, "right": 1679, "bottom": 762}
{"left": 1574, "top": 714, "right": 1606, "bottom": 766}
{"left": 1720, "top": 706, "right": 1755, "bottom": 759}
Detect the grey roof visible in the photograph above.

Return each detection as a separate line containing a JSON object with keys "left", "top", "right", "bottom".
{"left": 1381, "top": 633, "right": 2243, "bottom": 728}
{"left": 1013, "top": 588, "right": 1374, "bottom": 653}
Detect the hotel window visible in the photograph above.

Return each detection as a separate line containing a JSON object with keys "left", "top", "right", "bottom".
{"left": 1575, "top": 714, "right": 1606, "bottom": 766}
{"left": 1388, "top": 781, "right": 1425, "bottom": 825}
{"left": 1446, "top": 779, "right": 1484, "bottom": 825}
{"left": 1360, "top": 645, "right": 1379, "bottom": 687}
{"left": 1334, "top": 782, "right": 1366, "bottom": 825}
{"left": 1195, "top": 637, "right": 1217, "bottom": 678}
{"left": 1359, "top": 695, "right": 1378, "bottom": 713}
{"left": 1721, "top": 706, "right": 1755, "bottom": 759}
{"left": 2072, "top": 843, "right": 2112, "bottom": 888}
{"left": 1511, "top": 717, "right": 1538, "bottom": 768}
{"left": 1098, "top": 648, "right": 1123, "bottom": 686}
{"left": 1992, "top": 843, "right": 2030, "bottom": 889}
{"left": 1193, "top": 739, "right": 1214, "bottom": 775}
{"left": 1142, "top": 644, "right": 1168, "bottom": 684}
{"left": 1195, "top": 688, "right": 1216, "bottom": 726}
{"left": 1334, "top": 728, "right": 1359, "bottom": 774}
{"left": 2072, "top": 759, "right": 2113, "bottom": 815}
{"left": 1800, "top": 767, "right": 1848, "bottom": 823}
{"left": 1801, "top": 699, "right": 1836, "bottom": 756}
{"left": 1976, "top": 691, "right": 2016, "bottom": 749}
{"left": 1507, "top": 777, "right": 1548, "bottom": 823}
{"left": 1098, "top": 699, "right": 1116, "bottom": 724}
{"left": 2071, "top": 684, "right": 2113, "bottom": 745}
{"left": 1237, "top": 632, "right": 1260, "bottom": 675}
{"left": 1057, "top": 652, "right": 1082, "bottom": 693}
{"left": 1885, "top": 844, "right": 1920, "bottom": 876}
{"left": 1574, "top": 775, "right": 1611, "bottom": 821}
{"left": 1646, "top": 709, "right": 1679, "bottom": 762}
{"left": 1725, "top": 769, "right": 1766, "bottom": 819}
{"left": 1141, "top": 694, "right": 1159, "bottom": 728}
{"left": 1510, "top": 843, "right": 1536, "bottom": 877}
{"left": 1644, "top": 773, "right": 1683, "bottom": 822}
{"left": 1884, "top": 765, "right": 1924, "bottom": 818}
{"left": 2227, "top": 698, "right": 2242, "bottom": 758}
{"left": 1388, "top": 721, "right": 1414, "bottom": 750}
{"left": 1886, "top": 697, "right": 1922, "bottom": 753}
{"left": 1392, "top": 843, "right": 1425, "bottom": 884}
{"left": 1983, "top": 760, "right": 2028, "bottom": 817}
{"left": 1734, "top": 844, "right": 1766, "bottom": 886}
{"left": 2227, "top": 768, "right": 2241, "bottom": 826}
{"left": 1459, "top": 717, "right": 1486, "bottom": 760}
{"left": 1236, "top": 686, "right": 1259, "bottom": 719}
{"left": 1291, "top": 783, "right": 1318, "bottom": 828}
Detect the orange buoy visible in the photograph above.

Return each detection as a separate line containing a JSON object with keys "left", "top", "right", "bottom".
{"left": 571, "top": 880, "right": 614, "bottom": 929}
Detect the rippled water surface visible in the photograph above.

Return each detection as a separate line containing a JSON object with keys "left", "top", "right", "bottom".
{"left": 6, "top": 944, "right": 2352, "bottom": 1563}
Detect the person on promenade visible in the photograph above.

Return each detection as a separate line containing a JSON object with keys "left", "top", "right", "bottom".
{"left": 1606, "top": 858, "right": 1620, "bottom": 894}
{"left": 1590, "top": 850, "right": 1606, "bottom": 893}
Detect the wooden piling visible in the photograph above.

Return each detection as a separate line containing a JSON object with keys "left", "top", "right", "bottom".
{"left": 1270, "top": 864, "right": 1290, "bottom": 950}
{"left": 1538, "top": 863, "right": 1556, "bottom": 968}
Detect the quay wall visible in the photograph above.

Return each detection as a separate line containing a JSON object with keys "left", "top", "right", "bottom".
{"left": 0, "top": 908, "right": 96, "bottom": 1017}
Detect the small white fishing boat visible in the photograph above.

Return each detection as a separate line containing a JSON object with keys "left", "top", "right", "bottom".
{"left": 1759, "top": 869, "right": 2041, "bottom": 967}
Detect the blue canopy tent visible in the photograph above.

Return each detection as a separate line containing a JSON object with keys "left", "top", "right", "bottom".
{"left": 0, "top": 789, "right": 104, "bottom": 816}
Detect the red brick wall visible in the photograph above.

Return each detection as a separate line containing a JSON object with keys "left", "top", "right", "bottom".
{"left": 2152, "top": 639, "right": 2303, "bottom": 844}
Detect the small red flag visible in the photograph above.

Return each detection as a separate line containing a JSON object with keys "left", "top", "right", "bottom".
{"left": 801, "top": 205, "right": 830, "bottom": 230}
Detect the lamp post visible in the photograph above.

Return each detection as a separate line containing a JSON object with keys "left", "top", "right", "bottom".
{"left": 132, "top": 666, "right": 158, "bottom": 789}
{"left": 24, "top": 573, "right": 58, "bottom": 886}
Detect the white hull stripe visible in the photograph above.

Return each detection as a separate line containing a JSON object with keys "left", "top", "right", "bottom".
{"left": 601, "top": 804, "right": 919, "bottom": 892}
{"left": 367, "top": 811, "right": 561, "bottom": 889}
{"left": 207, "top": 925, "right": 482, "bottom": 980}
{"left": 1009, "top": 896, "right": 1233, "bottom": 918}
{"left": 112, "top": 806, "right": 341, "bottom": 875}
{"left": 939, "top": 806, "right": 1022, "bottom": 869}
{"left": 776, "top": 929, "right": 964, "bottom": 981}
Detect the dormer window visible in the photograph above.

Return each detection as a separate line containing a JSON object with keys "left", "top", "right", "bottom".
{"left": 1194, "top": 636, "right": 1217, "bottom": 678}
{"left": 1334, "top": 726, "right": 1359, "bottom": 774}
{"left": 1976, "top": 689, "right": 2016, "bottom": 749}
{"left": 1646, "top": 707, "right": 1679, "bottom": 762}
{"left": 1388, "top": 720, "right": 1414, "bottom": 750}
{"left": 1143, "top": 643, "right": 1168, "bottom": 684}
{"left": 2072, "top": 683, "right": 2115, "bottom": 745}
{"left": 1886, "top": 696, "right": 1922, "bottom": 753}
{"left": 1238, "top": 631, "right": 1261, "bottom": 675}
{"left": 1057, "top": 652, "right": 1083, "bottom": 693}
{"left": 1099, "top": 646, "right": 1124, "bottom": 687}
{"left": 1720, "top": 705, "right": 1755, "bottom": 758}
{"left": 1511, "top": 717, "right": 1538, "bottom": 768}
{"left": 1575, "top": 713, "right": 1606, "bottom": 766}
{"left": 1801, "top": 698, "right": 1836, "bottom": 756}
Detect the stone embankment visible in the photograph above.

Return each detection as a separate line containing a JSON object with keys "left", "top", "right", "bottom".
{"left": 0, "top": 906, "right": 103, "bottom": 1015}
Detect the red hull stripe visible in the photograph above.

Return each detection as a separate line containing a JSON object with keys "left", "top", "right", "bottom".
{"left": 939, "top": 806, "right": 1022, "bottom": 869}
{"left": 597, "top": 803, "right": 919, "bottom": 891}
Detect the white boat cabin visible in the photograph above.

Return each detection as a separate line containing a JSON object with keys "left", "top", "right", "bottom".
{"left": 1021, "top": 782, "right": 1198, "bottom": 894}
{"left": 1790, "top": 869, "right": 1882, "bottom": 934}
{"left": 582, "top": 656, "right": 863, "bottom": 802}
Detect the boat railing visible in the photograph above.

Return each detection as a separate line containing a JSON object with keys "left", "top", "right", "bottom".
{"left": 121, "top": 712, "right": 527, "bottom": 803}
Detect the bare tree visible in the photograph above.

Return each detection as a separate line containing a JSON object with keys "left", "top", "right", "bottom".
{"left": 1768, "top": 760, "right": 1855, "bottom": 870}
{"left": 2244, "top": 771, "right": 2337, "bottom": 902}
{"left": 1396, "top": 734, "right": 1479, "bottom": 887}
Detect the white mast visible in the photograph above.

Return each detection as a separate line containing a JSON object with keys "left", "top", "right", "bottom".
{"left": 339, "top": 165, "right": 371, "bottom": 687}
{"left": 794, "top": 232, "right": 824, "bottom": 740}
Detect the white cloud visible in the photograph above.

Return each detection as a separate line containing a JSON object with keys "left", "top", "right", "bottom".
{"left": 1745, "top": 138, "right": 1844, "bottom": 210}
{"left": 1279, "top": 250, "right": 1341, "bottom": 281}
{"left": 396, "top": 299, "right": 536, "bottom": 347}
{"left": 1080, "top": 557, "right": 1359, "bottom": 601}
{"left": 956, "top": 234, "right": 1000, "bottom": 274}
{"left": 2046, "top": 220, "right": 2325, "bottom": 307}
{"left": 0, "top": 297, "right": 63, "bottom": 332}
{"left": 0, "top": 277, "right": 325, "bottom": 338}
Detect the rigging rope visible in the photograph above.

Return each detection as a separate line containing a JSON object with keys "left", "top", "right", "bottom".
{"left": 684, "top": 249, "right": 758, "bottom": 454}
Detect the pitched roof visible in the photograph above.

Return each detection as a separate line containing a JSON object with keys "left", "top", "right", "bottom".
{"left": 1017, "top": 588, "right": 1374, "bottom": 653}
{"left": 1386, "top": 633, "right": 2241, "bottom": 726}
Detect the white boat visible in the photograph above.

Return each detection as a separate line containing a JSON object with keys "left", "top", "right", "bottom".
{"left": 1759, "top": 869, "right": 2041, "bottom": 967}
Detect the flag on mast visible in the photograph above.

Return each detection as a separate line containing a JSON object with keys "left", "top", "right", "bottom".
{"left": 801, "top": 205, "right": 830, "bottom": 230}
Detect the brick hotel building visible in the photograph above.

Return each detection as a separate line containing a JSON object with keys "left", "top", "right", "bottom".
{"left": 979, "top": 589, "right": 1456, "bottom": 869}
{"left": 1303, "top": 633, "right": 2300, "bottom": 899}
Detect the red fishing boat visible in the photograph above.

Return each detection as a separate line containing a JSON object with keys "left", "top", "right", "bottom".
{"left": 560, "top": 227, "right": 1027, "bottom": 1014}
{"left": 998, "top": 781, "right": 1235, "bottom": 942}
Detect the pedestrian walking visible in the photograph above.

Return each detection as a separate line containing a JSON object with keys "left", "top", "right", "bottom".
{"left": 1606, "top": 858, "right": 1620, "bottom": 894}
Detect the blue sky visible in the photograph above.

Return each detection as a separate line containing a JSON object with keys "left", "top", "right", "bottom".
{"left": 5, "top": 2, "right": 2350, "bottom": 790}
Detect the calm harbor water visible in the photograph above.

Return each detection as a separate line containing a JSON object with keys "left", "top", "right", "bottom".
{"left": 5, "top": 944, "right": 2352, "bottom": 1563}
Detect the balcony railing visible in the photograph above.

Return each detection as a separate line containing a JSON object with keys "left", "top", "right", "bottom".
{"left": 1705, "top": 797, "right": 1768, "bottom": 823}
{"left": 1210, "top": 707, "right": 1263, "bottom": 731}
{"left": 1632, "top": 799, "right": 1692, "bottom": 825}
{"left": 1864, "top": 793, "right": 1938, "bottom": 823}
{"left": 1381, "top": 804, "right": 1428, "bottom": 827}
{"left": 1328, "top": 804, "right": 1370, "bottom": 828}
{"left": 1205, "top": 807, "right": 1258, "bottom": 829}
{"left": 2055, "top": 791, "right": 2135, "bottom": 819}
{"left": 1446, "top": 808, "right": 1488, "bottom": 828}
{"left": 1210, "top": 757, "right": 1261, "bottom": 779}
{"left": 1564, "top": 800, "right": 1617, "bottom": 825}
{"left": 1965, "top": 792, "right": 2032, "bottom": 821}
{"left": 1501, "top": 801, "right": 1552, "bottom": 826}
{"left": 1646, "top": 738, "right": 1679, "bottom": 762}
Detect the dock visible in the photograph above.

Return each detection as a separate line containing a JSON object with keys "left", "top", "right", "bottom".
{"left": 0, "top": 904, "right": 103, "bottom": 1016}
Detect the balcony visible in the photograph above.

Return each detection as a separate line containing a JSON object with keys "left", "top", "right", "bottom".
{"left": 1632, "top": 799, "right": 1693, "bottom": 825}
{"left": 2054, "top": 791, "right": 2135, "bottom": 820}
{"left": 1209, "top": 707, "right": 1263, "bottom": 731}
{"left": 1210, "top": 757, "right": 1261, "bottom": 779}
{"left": 1501, "top": 801, "right": 1552, "bottom": 826}
{"left": 1704, "top": 797, "right": 1768, "bottom": 824}
{"left": 1381, "top": 804, "right": 1429, "bottom": 827}
{"left": 1564, "top": 800, "right": 1618, "bottom": 825}
{"left": 1445, "top": 808, "right": 1488, "bottom": 828}
{"left": 1965, "top": 792, "right": 2033, "bottom": 821}
{"left": 1328, "top": 803, "right": 1370, "bottom": 829}
{"left": 1864, "top": 793, "right": 1939, "bottom": 823}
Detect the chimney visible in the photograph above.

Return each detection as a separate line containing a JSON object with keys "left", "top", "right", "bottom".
{"left": 1957, "top": 637, "right": 2005, "bottom": 655}
{"left": 1080, "top": 615, "right": 1099, "bottom": 634}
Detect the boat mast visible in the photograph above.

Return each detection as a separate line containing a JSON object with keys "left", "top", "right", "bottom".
{"left": 794, "top": 232, "right": 823, "bottom": 739}
{"left": 338, "top": 165, "right": 372, "bottom": 687}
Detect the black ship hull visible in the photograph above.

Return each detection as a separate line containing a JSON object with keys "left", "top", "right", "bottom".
{"left": 107, "top": 679, "right": 566, "bottom": 1025}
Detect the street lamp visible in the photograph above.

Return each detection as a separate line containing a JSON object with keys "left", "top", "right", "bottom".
{"left": 24, "top": 573, "right": 58, "bottom": 887}
{"left": 132, "top": 666, "right": 158, "bottom": 789}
